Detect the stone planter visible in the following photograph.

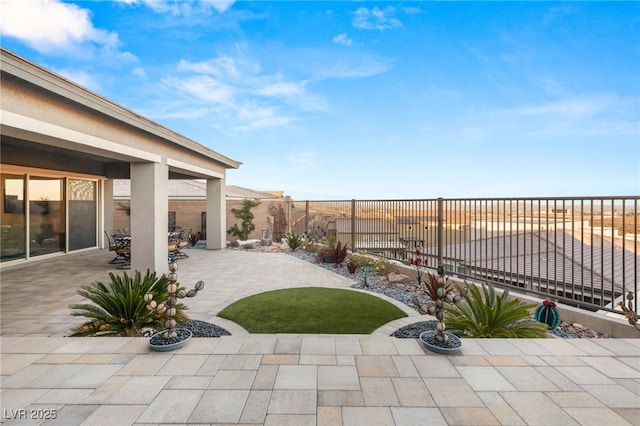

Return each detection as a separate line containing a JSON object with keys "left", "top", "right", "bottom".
{"left": 149, "top": 328, "right": 192, "bottom": 352}
{"left": 419, "top": 330, "right": 461, "bottom": 355}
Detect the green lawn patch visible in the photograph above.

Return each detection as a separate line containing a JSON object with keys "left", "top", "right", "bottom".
{"left": 218, "top": 287, "right": 407, "bottom": 334}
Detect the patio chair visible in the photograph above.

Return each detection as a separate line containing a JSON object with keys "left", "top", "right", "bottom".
{"left": 105, "top": 230, "right": 130, "bottom": 264}
{"left": 172, "top": 228, "right": 190, "bottom": 259}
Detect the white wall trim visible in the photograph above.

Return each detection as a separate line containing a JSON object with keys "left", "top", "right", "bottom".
{"left": 167, "top": 158, "right": 224, "bottom": 179}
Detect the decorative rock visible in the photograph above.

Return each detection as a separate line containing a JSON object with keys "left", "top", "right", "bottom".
{"left": 572, "top": 323, "right": 584, "bottom": 330}
{"left": 388, "top": 272, "right": 411, "bottom": 284}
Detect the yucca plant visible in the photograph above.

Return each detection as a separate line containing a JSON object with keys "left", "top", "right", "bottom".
{"left": 69, "top": 270, "right": 187, "bottom": 337}
{"left": 284, "top": 230, "right": 304, "bottom": 251}
{"left": 445, "top": 283, "right": 549, "bottom": 338}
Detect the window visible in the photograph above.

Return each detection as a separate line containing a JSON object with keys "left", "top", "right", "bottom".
{"left": 29, "top": 176, "right": 65, "bottom": 257}
{"left": 1, "top": 174, "right": 25, "bottom": 262}
{"left": 68, "top": 179, "right": 97, "bottom": 251}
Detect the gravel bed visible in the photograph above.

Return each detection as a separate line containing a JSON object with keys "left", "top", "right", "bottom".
{"left": 181, "top": 319, "right": 231, "bottom": 338}
{"left": 284, "top": 249, "right": 608, "bottom": 339}
{"left": 193, "top": 245, "right": 609, "bottom": 339}
{"left": 286, "top": 250, "right": 432, "bottom": 309}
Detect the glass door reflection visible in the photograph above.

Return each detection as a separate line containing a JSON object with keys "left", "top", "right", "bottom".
{"left": 29, "top": 177, "right": 65, "bottom": 257}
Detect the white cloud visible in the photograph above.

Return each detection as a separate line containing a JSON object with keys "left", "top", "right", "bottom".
{"left": 115, "top": 0, "right": 235, "bottom": 15}
{"left": 177, "top": 57, "right": 241, "bottom": 79}
{"left": 166, "top": 75, "right": 235, "bottom": 104}
{"left": 257, "top": 81, "right": 307, "bottom": 97}
{"left": 157, "top": 54, "right": 318, "bottom": 131}
{"left": 0, "top": 0, "right": 119, "bottom": 52}
{"left": 499, "top": 96, "right": 619, "bottom": 119}
{"left": 315, "top": 59, "right": 392, "bottom": 79}
{"left": 133, "top": 67, "right": 147, "bottom": 78}
{"left": 353, "top": 6, "right": 402, "bottom": 31}
{"left": 333, "top": 33, "right": 353, "bottom": 47}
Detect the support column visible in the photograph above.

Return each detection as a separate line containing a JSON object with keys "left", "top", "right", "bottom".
{"left": 130, "top": 162, "right": 168, "bottom": 272}
{"left": 206, "top": 176, "right": 225, "bottom": 250}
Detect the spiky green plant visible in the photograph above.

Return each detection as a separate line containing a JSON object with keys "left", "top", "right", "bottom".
{"left": 69, "top": 270, "right": 187, "bottom": 337}
{"left": 284, "top": 230, "right": 304, "bottom": 251}
{"left": 445, "top": 283, "right": 549, "bottom": 338}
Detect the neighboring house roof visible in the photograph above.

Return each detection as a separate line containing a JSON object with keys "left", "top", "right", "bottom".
{"left": 113, "top": 179, "right": 282, "bottom": 200}
{"left": 226, "top": 185, "right": 282, "bottom": 200}
{"left": 421, "top": 229, "right": 637, "bottom": 295}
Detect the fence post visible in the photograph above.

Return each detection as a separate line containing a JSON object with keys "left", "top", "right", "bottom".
{"left": 437, "top": 197, "right": 444, "bottom": 268}
{"left": 351, "top": 199, "right": 356, "bottom": 252}
{"left": 305, "top": 200, "right": 309, "bottom": 233}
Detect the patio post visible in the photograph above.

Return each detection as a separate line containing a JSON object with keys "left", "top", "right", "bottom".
{"left": 130, "top": 162, "right": 169, "bottom": 272}
{"left": 206, "top": 176, "right": 225, "bottom": 250}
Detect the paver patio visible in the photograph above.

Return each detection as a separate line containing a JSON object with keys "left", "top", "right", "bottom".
{"left": 1, "top": 248, "right": 639, "bottom": 425}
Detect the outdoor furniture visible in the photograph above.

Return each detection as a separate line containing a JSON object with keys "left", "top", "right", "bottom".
{"left": 105, "top": 230, "right": 130, "bottom": 265}
{"left": 168, "top": 228, "right": 190, "bottom": 260}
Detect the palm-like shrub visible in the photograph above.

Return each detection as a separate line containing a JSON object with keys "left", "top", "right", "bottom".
{"left": 69, "top": 270, "right": 187, "bottom": 337}
{"left": 445, "top": 283, "right": 549, "bottom": 338}
{"left": 284, "top": 230, "right": 304, "bottom": 251}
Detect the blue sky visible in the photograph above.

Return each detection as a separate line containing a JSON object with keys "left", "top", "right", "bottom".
{"left": 1, "top": 1, "right": 639, "bottom": 199}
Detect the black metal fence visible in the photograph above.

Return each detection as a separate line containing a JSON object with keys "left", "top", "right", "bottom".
{"left": 290, "top": 196, "right": 639, "bottom": 315}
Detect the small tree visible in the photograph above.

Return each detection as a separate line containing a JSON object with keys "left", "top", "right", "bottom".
{"left": 228, "top": 199, "right": 260, "bottom": 241}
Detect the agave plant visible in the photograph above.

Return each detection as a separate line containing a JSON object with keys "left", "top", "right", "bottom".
{"left": 445, "top": 282, "right": 549, "bottom": 338}
{"left": 284, "top": 230, "right": 304, "bottom": 251}
{"left": 69, "top": 270, "right": 187, "bottom": 337}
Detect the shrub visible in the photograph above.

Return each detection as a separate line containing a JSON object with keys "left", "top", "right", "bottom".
{"left": 373, "top": 258, "right": 397, "bottom": 279}
{"left": 445, "top": 283, "right": 549, "bottom": 338}
{"left": 328, "top": 237, "right": 349, "bottom": 267}
{"left": 284, "top": 230, "right": 304, "bottom": 251}
{"left": 345, "top": 254, "right": 396, "bottom": 278}
{"left": 228, "top": 199, "right": 260, "bottom": 240}
{"left": 347, "top": 259, "right": 358, "bottom": 274}
{"left": 69, "top": 270, "right": 187, "bottom": 337}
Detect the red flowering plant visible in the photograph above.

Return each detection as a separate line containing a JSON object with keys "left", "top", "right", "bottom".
{"left": 408, "top": 248, "right": 428, "bottom": 285}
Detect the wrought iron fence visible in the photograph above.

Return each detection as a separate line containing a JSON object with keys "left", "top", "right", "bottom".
{"left": 290, "top": 196, "right": 639, "bottom": 315}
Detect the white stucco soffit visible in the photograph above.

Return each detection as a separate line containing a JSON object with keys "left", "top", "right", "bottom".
{"left": 1, "top": 110, "right": 162, "bottom": 163}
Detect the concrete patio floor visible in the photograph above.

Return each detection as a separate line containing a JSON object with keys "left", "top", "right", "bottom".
{"left": 1, "top": 248, "right": 639, "bottom": 425}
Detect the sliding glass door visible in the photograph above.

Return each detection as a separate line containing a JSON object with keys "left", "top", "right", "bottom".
{"left": 1, "top": 174, "right": 26, "bottom": 261}
{"left": 29, "top": 176, "right": 65, "bottom": 257}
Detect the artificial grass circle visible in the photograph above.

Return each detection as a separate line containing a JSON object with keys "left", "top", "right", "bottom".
{"left": 218, "top": 287, "right": 407, "bottom": 334}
